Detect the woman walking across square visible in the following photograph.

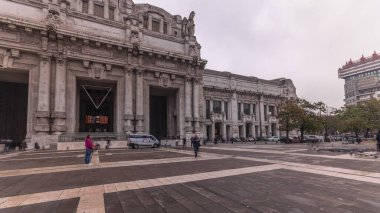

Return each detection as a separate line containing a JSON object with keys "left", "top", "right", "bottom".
{"left": 84, "top": 135, "right": 94, "bottom": 164}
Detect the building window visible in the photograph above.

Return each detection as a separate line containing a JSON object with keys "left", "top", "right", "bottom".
{"left": 82, "top": 0, "right": 89, "bottom": 13}
{"left": 163, "top": 22, "right": 168, "bottom": 34}
{"left": 252, "top": 104, "right": 256, "bottom": 116}
{"left": 213, "top": 101, "right": 222, "bottom": 114}
{"left": 109, "top": 7, "right": 114, "bottom": 20}
{"left": 94, "top": 4, "right": 104, "bottom": 18}
{"left": 206, "top": 100, "right": 210, "bottom": 119}
{"left": 152, "top": 20, "right": 160, "bottom": 32}
{"left": 269, "top": 106, "right": 275, "bottom": 116}
{"left": 238, "top": 103, "right": 241, "bottom": 120}
{"left": 243, "top": 103, "right": 250, "bottom": 115}
{"left": 224, "top": 102, "right": 228, "bottom": 120}
{"left": 143, "top": 17, "right": 148, "bottom": 29}
{"left": 264, "top": 105, "right": 268, "bottom": 121}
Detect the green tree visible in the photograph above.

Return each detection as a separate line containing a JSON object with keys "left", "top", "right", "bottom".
{"left": 337, "top": 105, "right": 367, "bottom": 142}
{"left": 358, "top": 99, "right": 380, "bottom": 137}
{"left": 278, "top": 99, "right": 302, "bottom": 142}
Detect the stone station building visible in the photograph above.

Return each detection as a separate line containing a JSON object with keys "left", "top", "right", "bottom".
{"left": 0, "top": 0, "right": 296, "bottom": 148}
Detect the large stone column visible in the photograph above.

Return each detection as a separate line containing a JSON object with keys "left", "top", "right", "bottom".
{"left": 211, "top": 122, "right": 215, "bottom": 142}
{"left": 192, "top": 78, "right": 200, "bottom": 132}
{"left": 184, "top": 77, "right": 192, "bottom": 132}
{"left": 52, "top": 56, "right": 67, "bottom": 134}
{"left": 259, "top": 95, "right": 265, "bottom": 137}
{"left": 231, "top": 92, "right": 238, "bottom": 137}
{"left": 124, "top": 67, "right": 134, "bottom": 133}
{"left": 35, "top": 54, "right": 51, "bottom": 133}
{"left": 135, "top": 69, "right": 144, "bottom": 132}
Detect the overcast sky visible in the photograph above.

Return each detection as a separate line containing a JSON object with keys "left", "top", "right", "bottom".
{"left": 134, "top": 0, "right": 380, "bottom": 108}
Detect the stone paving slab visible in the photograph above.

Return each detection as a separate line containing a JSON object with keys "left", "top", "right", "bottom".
{"left": 0, "top": 158, "right": 269, "bottom": 198}
{"left": 99, "top": 151, "right": 189, "bottom": 163}
{"left": 201, "top": 148, "right": 380, "bottom": 172}
{"left": 103, "top": 169, "right": 380, "bottom": 213}
{"left": 0, "top": 157, "right": 84, "bottom": 170}
{"left": 0, "top": 198, "right": 79, "bottom": 213}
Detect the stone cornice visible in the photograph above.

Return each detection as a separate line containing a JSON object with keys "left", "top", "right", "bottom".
{"left": 142, "top": 29, "right": 185, "bottom": 44}
{"left": 68, "top": 10, "right": 126, "bottom": 29}
{"left": 0, "top": 18, "right": 208, "bottom": 65}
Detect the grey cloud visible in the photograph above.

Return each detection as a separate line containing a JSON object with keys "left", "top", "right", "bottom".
{"left": 135, "top": 0, "right": 380, "bottom": 108}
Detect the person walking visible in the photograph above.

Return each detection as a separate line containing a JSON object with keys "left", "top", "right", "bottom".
{"left": 84, "top": 135, "right": 94, "bottom": 164}
{"left": 192, "top": 135, "right": 201, "bottom": 158}
{"left": 376, "top": 130, "right": 380, "bottom": 153}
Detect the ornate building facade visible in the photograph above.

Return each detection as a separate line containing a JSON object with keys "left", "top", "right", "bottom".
{"left": 0, "top": 0, "right": 296, "bottom": 147}
{"left": 339, "top": 52, "right": 380, "bottom": 106}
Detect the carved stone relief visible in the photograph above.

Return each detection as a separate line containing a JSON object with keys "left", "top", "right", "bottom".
{"left": 88, "top": 63, "right": 107, "bottom": 79}
{"left": 0, "top": 27, "right": 20, "bottom": 43}
{"left": 63, "top": 40, "right": 82, "bottom": 56}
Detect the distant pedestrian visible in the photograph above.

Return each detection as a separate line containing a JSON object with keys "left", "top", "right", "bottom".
{"left": 191, "top": 135, "right": 201, "bottom": 157}
{"left": 376, "top": 130, "right": 380, "bottom": 153}
{"left": 84, "top": 135, "right": 94, "bottom": 164}
{"left": 183, "top": 138, "right": 187, "bottom": 148}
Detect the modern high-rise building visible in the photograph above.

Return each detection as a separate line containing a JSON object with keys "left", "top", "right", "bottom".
{"left": 339, "top": 52, "right": 380, "bottom": 106}
{"left": 0, "top": 0, "right": 296, "bottom": 148}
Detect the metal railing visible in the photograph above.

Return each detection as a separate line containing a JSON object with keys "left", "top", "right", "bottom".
{"left": 58, "top": 133, "right": 128, "bottom": 142}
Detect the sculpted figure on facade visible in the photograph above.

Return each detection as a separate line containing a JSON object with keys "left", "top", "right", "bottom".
{"left": 181, "top": 11, "right": 195, "bottom": 37}
{"left": 181, "top": 17, "right": 188, "bottom": 37}
{"left": 46, "top": 9, "right": 62, "bottom": 32}
{"left": 130, "top": 30, "right": 140, "bottom": 47}
{"left": 187, "top": 11, "right": 195, "bottom": 37}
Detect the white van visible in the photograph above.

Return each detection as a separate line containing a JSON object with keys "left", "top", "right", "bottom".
{"left": 127, "top": 134, "right": 160, "bottom": 149}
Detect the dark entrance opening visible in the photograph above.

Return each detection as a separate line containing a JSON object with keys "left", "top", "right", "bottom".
{"left": 149, "top": 87, "right": 178, "bottom": 139}
{"left": 150, "top": 95, "right": 167, "bottom": 138}
{"left": 0, "top": 77, "right": 28, "bottom": 146}
{"left": 78, "top": 80, "right": 115, "bottom": 132}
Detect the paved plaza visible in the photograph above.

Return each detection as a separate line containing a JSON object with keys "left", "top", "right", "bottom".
{"left": 0, "top": 142, "right": 379, "bottom": 213}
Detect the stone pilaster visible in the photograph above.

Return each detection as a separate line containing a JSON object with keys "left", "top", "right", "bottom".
{"left": 211, "top": 122, "right": 215, "bottom": 142}
{"left": 184, "top": 77, "right": 192, "bottom": 132}
{"left": 242, "top": 123, "right": 246, "bottom": 138}
{"left": 88, "top": 0, "right": 94, "bottom": 15}
{"left": 104, "top": 0, "right": 109, "bottom": 19}
{"left": 231, "top": 92, "right": 238, "bottom": 137}
{"left": 35, "top": 54, "right": 52, "bottom": 133}
{"left": 221, "top": 123, "right": 227, "bottom": 141}
{"left": 192, "top": 78, "right": 200, "bottom": 132}
{"left": 135, "top": 68, "right": 144, "bottom": 132}
{"left": 148, "top": 15, "right": 152, "bottom": 30}
{"left": 52, "top": 56, "right": 67, "bottom": 134}
{"left": 259, "top": 95, "right": 265, "bottom": 137}
{"left": 159, "top": 19, "right": 164, "bottom": 33}
{"left": 124, "top": 67, "right": 134, "bottom": 133}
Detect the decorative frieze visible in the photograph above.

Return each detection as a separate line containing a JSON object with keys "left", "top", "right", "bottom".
{"left": 0, "top": 28, "right": 20, "bottom": 42}
{"left": 82, "top": 45, "right": 113, "bottom": 58}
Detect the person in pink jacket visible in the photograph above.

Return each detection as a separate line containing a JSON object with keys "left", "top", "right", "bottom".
{"left": 84, "top": 135, "right": 94, "bottom": 164}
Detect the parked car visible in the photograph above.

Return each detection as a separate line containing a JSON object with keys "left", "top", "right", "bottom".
{"left": 304, "top": 135, "right": 319, "bottom": 142}
{"left": 246, "top": 137, "right": 256, "bottom": 142}
{"left": 231, "top": 137, "right": 242, "bottom": 143}
{"left": 292, "top": 136, "right": 300, "bottom": 143}
{"left": 280, "top": 136, "right": 293, "bottom": 144}
{"left": 127, "top": 134, "right": 160, "bottom": 149}
{"left": 266, "top": 136, "right": 280, "bottom": 142}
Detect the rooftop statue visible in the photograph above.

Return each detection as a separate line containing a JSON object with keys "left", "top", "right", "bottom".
{"left": 182, "top": 11, "right": 195, "bottom": 37}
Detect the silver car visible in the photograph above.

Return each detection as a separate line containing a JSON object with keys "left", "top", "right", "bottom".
{"left": 128, "top": 134, "right": 160, "bottom": 149}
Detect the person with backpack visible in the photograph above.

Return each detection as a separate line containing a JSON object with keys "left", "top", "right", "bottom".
{"left": 191, "top": 135, "right": 201, "bottom": 157}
